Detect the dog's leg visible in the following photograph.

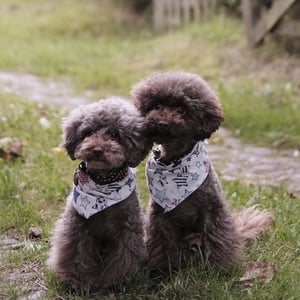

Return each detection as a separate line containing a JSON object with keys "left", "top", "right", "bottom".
{"left": 145, "top": 227, "right": 170, "bottom": 271}
{"left": 145, "top": 211, "right": 184, "bottom": 272}
{"left": 201, "top": 205, "right": 244, "bottom": 271}
{"left": 96, "top": 230, "right": 145, "bottom": 288}
{"left": 47, "top": 209, "right": 96, "bottom": 289}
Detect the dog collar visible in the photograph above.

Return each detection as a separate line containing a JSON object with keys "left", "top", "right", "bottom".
{"left": 146, "top": 141, "right": 209, "bottom": 213}
{"left": 77, "top": 161, "right": 129, "bottom": 185}
{"left": 72, "top": 167, "right": 136, "bottom": 219}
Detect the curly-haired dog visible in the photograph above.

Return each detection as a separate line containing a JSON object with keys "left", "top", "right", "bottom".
{"left": 131, "top": 71, "right": 273, "bottom": 272}
{"left": 47, "top": 97, "right": 151, "bottom": 289}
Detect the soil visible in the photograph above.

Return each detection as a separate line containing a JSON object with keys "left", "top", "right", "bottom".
{"left": 210, "top": 128, "right": 300, "bottom": 198}
{"left": 0, "top": 71, "right": 91, "bottom": 111}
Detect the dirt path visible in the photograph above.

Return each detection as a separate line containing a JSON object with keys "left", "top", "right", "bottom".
{"left": 1, "top": 71, "right": 299, "bottom": 198}
{"left": 0, "top": 71, "right": 90, "bottom": 110}
{"left": 210, "top": 128, "right": 300, "bottom": 198}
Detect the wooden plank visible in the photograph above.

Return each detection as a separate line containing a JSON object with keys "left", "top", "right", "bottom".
{"left": 276, "top": 20, "right": 300, "bottom": 37}
{"left": 202, "top": 0, "right": 216, "bottom": 19}
{"left": 191, "top": 0, "right": 200, "bottom": 21}
{"left": 241, "top": 0, "right": 255, "bottom": 46}
{"left": 153, "top": 0, "right": 216, "bottom": 30}
{"left": 172, "top": 0, "right": 181, "bottom": 27}
{"left": 182, "top": 0, "right": 191, "bottom": 24}
{"left": 153, "top": 0, "right": 165, "bottom": 30}
{"left": 165, "top": 0, "right": 174, "bottom": 28}
{"left": 252, "top": 0, "right": 298, "bottom": 45}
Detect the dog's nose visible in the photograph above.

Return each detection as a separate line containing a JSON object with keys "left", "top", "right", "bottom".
{"left": 93, "top": 148, "right": 103, "bottom": 156}
{"left": 158, "top": 121, "right": 168, "bottom": 128}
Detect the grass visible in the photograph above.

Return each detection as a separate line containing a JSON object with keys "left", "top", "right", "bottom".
{"left": 1, "top": 95, "right": 300, "bottom": 299}
{"left": 0, "top": 1, "right": 237, "bottom": 93}
{"left": 220, "top": 81, "right": 300, "bottom": 148}
{"left": 0, "top": 0, "right": 299, "bottom": 148}
{"left": 0, "top": 0, "right": 299, "bottom": 298}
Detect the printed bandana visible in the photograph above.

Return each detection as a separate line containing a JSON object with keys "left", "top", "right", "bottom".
{"left": 146, "top": 141, "right": 209, "bottom": 213}
{"left": 73, "top": 167, "right": 136, "bottom": 219}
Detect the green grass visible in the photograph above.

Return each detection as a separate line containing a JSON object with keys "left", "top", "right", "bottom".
{"left": 0, "top": 1, "right": 240, "bottom": 94}
{"left": 1, "top": 96, "right": 299, "bottom": 299}
{"left": 0, "top": 0, "right": 299, "bottom": 148}
{"left": 220, "top": 81, "right": 300, "bottom": 148}
{"left": 0, "top": 96, "right": 66, "bottom": 234}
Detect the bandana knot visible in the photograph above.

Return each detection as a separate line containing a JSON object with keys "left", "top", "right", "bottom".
{"left": 146, "top": 141, "right": 209, "bottom": 213}
{"left": 72, "top": 167, "right": 136, "bottom": 219}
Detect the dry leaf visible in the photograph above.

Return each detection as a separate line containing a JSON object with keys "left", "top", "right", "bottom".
{"left": 28, "top": 226, "right": 42, "bottom": 240}
{"left": 0, "top": 137, "right": 23, "bottom": 161}
{"left": 107, "top": 293, "right": 117, "bottom": 300}
{"left": 51, "top": 146, "right": 64, "bottom": 154}
{"left": 39, "top": 117, "right": 51, "bottom": 129}
{"left": 293, "top": 149, "right": 299, "bottom": 158}
{"left": 239, "top": 260, "right": 277, "bottom": 287}
{"left": 209, "top": 136, "right": 223, "bottom": 145}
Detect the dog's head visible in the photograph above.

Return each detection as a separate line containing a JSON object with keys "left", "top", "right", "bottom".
{"left": 62, "top": 97, "right": 150, "bottom": 170}
{"left": 131, "top": 71, "right": 224, "bottom": 144}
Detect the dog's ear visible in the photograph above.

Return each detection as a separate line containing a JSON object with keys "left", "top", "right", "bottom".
{"left": 187, "top": 94, "right": 224, "bottom": 140}
{"left": 62, "top": 110, "right": 83, "bottom": 160}
{"left": 127, "top": 139, "right": 153, "bottom": 168}
{"left": 126, "top": 120, "right": 153, "bottom": 168}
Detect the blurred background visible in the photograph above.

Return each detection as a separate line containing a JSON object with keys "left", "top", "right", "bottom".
{"left": 0, "top": 0, "right": 299, "bottom": 147}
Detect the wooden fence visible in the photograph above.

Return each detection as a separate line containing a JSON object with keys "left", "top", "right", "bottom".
{"left": 242, "top": 0, "right": 300, "bottom": 46}
{"left": 153, "top": 0, "right": 216, "bottom": 30}
{"left": 153, "top": 0, "right": 300, "bottom": 47}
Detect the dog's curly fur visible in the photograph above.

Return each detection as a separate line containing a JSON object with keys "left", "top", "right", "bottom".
{"left": 131, "top": 71, "right": 273, "bottom": 272}
{"left": 47, "top": 97, "right": 151, "bottom": 289}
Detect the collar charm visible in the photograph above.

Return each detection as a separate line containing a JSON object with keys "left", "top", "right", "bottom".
{"left": 146, "top": 141, "right": 209, "bottom": 213}
{"left": 72, "top": 167, "right": 136, "bottom": 219}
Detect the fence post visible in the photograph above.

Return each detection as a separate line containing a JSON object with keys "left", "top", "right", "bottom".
{"left": 153, "top": 0, "right": 165, "bottom": 30}
{"left": 172, "top": 0, "right": 181, "bottom": 27}
{"left": 153, "top": 0, "right": 216, "bottom": 30}
{"left": 241, "top": 0, "right": 255, "bottom": 46}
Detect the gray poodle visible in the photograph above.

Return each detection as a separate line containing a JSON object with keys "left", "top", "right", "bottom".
{"left": 47, "top": 97, "right": 151, "bottom": 289}
{"left": 131, "top": 71, "right": 273, "bottom": 272}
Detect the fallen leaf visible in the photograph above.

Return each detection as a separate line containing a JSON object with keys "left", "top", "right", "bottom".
{"left": 28, "top": 226, "right": 42, "bottom": 240}
{"left": 293, "top": 149, "right": 299, "bottom": 158}
{"left": 39, "top": 117, "right": 51, "bottom": 129}
{"left": 209, "top": 136, "right": 223, "bottom": 145}
{"left": 0, "top": 137, "right": 23, "bottom": 161}
{"left": 108, "top": 293, "right": 117, "bottom": 300}
{"left": 239, "top": 260, "right": 277, "bottom": 287}
{"left": 51, "top": 146, "right": 64, "bottom": 154}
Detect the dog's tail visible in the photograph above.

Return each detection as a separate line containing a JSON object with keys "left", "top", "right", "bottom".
{"left": 233, "top": 206, "right": 274, "bottom": 242}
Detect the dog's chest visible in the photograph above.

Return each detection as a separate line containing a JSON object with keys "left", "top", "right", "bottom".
{"left": 86, "top": 205, "right": 127, "bottom": 238}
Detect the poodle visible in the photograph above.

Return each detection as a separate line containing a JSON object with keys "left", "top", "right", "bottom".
{"left": 47, "top": 97, "right": 151, "bottom": 289}
{"left": 131, "top": 71, "right": 273, "bottom": 272}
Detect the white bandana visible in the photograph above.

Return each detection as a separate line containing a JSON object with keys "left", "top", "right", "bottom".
{"left": 146, "top": 141, "right": 209, "bottom": 213}
{"left": 72, "top": 168, "right": 136, "bottom": 219}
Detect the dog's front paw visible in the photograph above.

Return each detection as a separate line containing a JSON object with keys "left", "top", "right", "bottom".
{"left": 181, "top": 232, "right": 203, "bottom": 265}
{"left": 183, "top": 232, "right": 202, "bottom": 252}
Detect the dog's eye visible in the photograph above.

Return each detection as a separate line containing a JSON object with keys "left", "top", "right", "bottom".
{"left": 110, "top": 130, "right": 120, "bottom": 140}
{"left": 84, "top": 129, "right": 94, "bottom": 137}
{"left": 177, "top": 107, "right": 186, "bottom": 115}
{"left": 154, "top": 103, "right": 161, "bottom": 110}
